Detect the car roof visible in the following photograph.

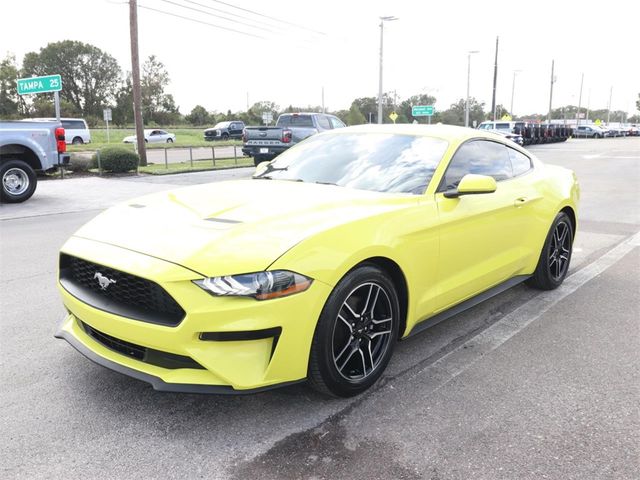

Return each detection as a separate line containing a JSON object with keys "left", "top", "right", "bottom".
{"left": 332, "top": 123, "right": 510, "bottom": 143}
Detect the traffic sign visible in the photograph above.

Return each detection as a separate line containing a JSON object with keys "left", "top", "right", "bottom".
{"left": 262, "top": 112, "right": 273, "bottom": 124}
{"left": 389, "top": 111, "right": 398, "bottom": 123}
{"left": 103, "top": 108, "right": 112, "bottom": 122}
{"left": 412, "top": 105, "right": 434, "bottom": 117}
{"left": 16, "top": 74, "right": 62, "bottom": 95}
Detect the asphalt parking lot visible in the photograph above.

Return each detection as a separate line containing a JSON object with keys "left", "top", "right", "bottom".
{"left": 1, "top": 138, "right": 638, "bottom": 479}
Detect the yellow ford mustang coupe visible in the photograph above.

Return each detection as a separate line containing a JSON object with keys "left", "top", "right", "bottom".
{"left": 56, "top": 124, "right": 579, "bottom": 397}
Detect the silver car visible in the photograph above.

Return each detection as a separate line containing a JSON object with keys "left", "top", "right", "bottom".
{"left": 123, "top": 129, "right": 176, "bottom": 144}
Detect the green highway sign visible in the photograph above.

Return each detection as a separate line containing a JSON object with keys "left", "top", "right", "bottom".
{"left": 412, "top": 105, "right": 435, "bottom": 117}
{"left": 17, "top": 74, "right": 62, "bottom": 95}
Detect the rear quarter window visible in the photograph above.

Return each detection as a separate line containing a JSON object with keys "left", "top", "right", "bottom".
{"left": 277, "top": 115, "right": 314, "bottom": 127}
{"left": 507, "top": 148, "right": 532, "bottom": 176}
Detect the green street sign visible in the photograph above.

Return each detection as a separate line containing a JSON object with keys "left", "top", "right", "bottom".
{"left": 412, "top": 105, "right": 435, "bottom": 117}
{"left": 17, "top": 74, "right": 62, "bottom": 95}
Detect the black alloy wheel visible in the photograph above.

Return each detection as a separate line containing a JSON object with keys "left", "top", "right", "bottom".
{"left": 527, "top": 212, "right": 574, "bottom": 290}
{"left": 308, "top": 264, "right": 400, "bottom": 397}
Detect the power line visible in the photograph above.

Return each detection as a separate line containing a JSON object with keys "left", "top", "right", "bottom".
{"left": 207, "top": 0, "right": 326, "bottom": 36}
{"left": 183, "top": 0, "right": 283, "bottom": 31}
{"left": 158, "top": 0, "right": 277, "bottom": 33}
{"left": 137, "top": 3, "right": 266, "bottom": 39}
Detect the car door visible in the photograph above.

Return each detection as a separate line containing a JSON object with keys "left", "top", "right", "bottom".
{"left": 433, "top": 139, "right": 540, "bottom": 312}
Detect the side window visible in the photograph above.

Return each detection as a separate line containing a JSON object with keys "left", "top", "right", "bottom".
{"left": 62, "top": 120, "right": 72, "bottom": 129}
{"left": 442, "top": 140, "right": 512, "bottom": 189}
{"left": 495, "top": 123, "right": 510, "bottom": 130}
{"left": 72, "top": 120, "right": 86, "bottom": 129}
{"left": 329, "top": 117, "right": 346, "bottom": 128}
{"left": 316, "top": 115, "right": 331, "bottom": 130}
{"left": 507, "top": 148, "right": 532, "bottom": 176}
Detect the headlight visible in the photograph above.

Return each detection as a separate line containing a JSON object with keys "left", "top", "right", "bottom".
{"left": 194, "top": 270, "right": 312, "bottom": 300}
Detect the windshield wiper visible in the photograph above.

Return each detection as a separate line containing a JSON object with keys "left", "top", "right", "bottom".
{"left": 253, "top": 163, "right": 288, "bottom": 179}
{"left": 315, "top": 181, "right": 337, "bottom": 186}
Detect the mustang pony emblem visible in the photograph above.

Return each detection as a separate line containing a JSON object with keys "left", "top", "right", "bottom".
{"left": 94, "top": 272, "right": 116, "bottom": 290}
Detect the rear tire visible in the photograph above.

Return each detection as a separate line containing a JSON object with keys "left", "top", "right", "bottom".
{"left": 308, "top": 264, "right": 400, "bottom": 397}
{"left": 1, "top": 159, "right": 38, "bottom": 203}
{"left": 527, "top": 212, "right": 574, "bottom": 290}
{"left": 72, "top": 137, "right": 83, "bottom": 145}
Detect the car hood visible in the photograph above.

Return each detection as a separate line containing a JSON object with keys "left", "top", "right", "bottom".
{"left": 71, "top": 180, "right": 414, "bottom": 277}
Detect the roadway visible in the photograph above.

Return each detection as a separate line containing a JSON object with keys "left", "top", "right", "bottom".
{"left": 1, "top": 137, "right": 638, "bottom": 479}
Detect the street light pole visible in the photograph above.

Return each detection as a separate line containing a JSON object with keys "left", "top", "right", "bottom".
{"left": 576, "top": 73, "right": 584, "bottom": 126}
{"left": 547, "top": 59, "right": 555, "bottom": 124}
{"left": 377, "top": 16, "right": 397, "bottom": 125}
{"left": 465, "top": 50, "right": 479, "bottom": 128}
{"left": 510, "top": 70, "right": 521, "bottom": 119}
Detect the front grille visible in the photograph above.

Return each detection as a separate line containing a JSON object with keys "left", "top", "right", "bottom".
{"left": 80, "top": 321, "right": 204, "bottom": 370}
{"left": 205, "top": 131, "right": 218, "bottom": 138}
{"left": 60, "top": 254, "right": 185, "bottom": 326}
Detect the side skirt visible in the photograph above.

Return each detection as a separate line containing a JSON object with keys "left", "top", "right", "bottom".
{"left": 405, "top": 275, "right": 531, "bottom": 339}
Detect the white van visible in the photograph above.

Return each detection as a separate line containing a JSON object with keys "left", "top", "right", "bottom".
{"left": 30, "top": 118, "right": 91, "bottom": 145}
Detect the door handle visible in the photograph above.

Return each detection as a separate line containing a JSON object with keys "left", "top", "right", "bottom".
{"left": 514, "top": 197, "right": 529, "bottom": 207}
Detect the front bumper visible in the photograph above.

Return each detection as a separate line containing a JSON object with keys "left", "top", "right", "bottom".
{"left": 56, "top": 236, "right": 332, "bottom": 393}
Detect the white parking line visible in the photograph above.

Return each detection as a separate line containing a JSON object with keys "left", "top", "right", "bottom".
{"left": 408, "top": 231, "right": 640, "bottom": 389}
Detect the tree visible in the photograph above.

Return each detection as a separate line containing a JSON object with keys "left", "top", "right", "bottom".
{"left": 0, "top": 54, "right": 21, "bottom": 118}
{"left": 244, "top": 101, "right": 280, "bottom": 125}
{"left": 22, "top": 40, "right": 121, "bottom": 117}
{"left": 351, "top": 97, "right": 378, "bottom": 123}
{"left": 112, "top": 76, "right": 133, "bottom": 127}
{"left": 185, "top": 105, "right": 211, "bottom": 126}
{"left": 493, "top": 104, "right": 510, "bottom": 120}
{"left": 440, "top": 98, "right": 485, "bottom": 126}
{"left": 345, "top": 103, "right": 366, "bottom": 125}
{"left": 140, "top": 55, "right": 180, "bottom": 124}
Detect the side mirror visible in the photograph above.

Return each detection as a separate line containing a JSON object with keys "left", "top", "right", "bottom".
{"left": 254, "top": 161, "right": 271, "bottom": 175}
{"left": 444, "top": 174, "right": 497, "bottom": 198}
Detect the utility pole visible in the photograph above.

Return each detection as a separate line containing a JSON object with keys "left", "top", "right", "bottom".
{"left": 547, "top": 60, "right": 555, "bottom": 124}
{"left": 377, "top": 16, "right": 398, "bottom": 124}
{"left": 576, "top": 73, "right": 584, "bottom": 126}
{"left": 491, "top": 36, "right": 499, "bottom": 121}
{"left": 321, "top": 86, "right": 325, "bottom": 113}
{"left": 129, "top": 0, "right": 146, "bottom": 166}
{"left": 607, "top": 86, "right": 613, "bottom": 125}
{"left": 510, "top": 70, "right": 521, "bottom": 119}
{"left": 465, "top": 50, "right": 479, "bottom": 128}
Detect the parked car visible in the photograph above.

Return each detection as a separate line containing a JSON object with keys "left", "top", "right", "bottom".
{"left": 56, "top": 124, "right": 579, "bottom": 397}
{"left": 123, "top": 129, "right": 176, "bottom": 144}
{"left": 204, "top": 121, "right": 245, "bottom": 141}
{"left": 485, "top": 129, "right": 524, "bottom": 146}
{"left": 1, "top": 120, "right": 70, "bottom": 202}
{"left": 573, "top": 125, "right": 606, "bottom": 138}
{"left": 29, "top": 117, "right": 91, "bottom": 145}
{"left": 242, "top": 112, "right": 346, "bottom": 165}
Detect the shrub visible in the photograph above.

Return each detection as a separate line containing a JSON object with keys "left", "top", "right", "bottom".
{"left": 67, "top": 155, "right": 93, "bottom": 172}
{"left": 92, "top": 146, "right": 139, "bottom": 173}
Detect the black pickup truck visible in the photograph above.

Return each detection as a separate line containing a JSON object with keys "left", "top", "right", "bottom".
{"left": 204, "top": 121, "right": 245, "bottom": 141}
{"left": 242, "top": 113, "right": 345, "bottom": 165}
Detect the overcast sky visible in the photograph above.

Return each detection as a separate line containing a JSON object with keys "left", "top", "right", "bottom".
{"left": 2, "top": 0, "right": 639, "bottom": 118}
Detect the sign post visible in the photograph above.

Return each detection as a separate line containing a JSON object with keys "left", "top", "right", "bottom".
{"left": 411, "top": 105, "right": 435, "bottom": 124}
{"left": 103, "top": 108, "right": 112, "bottom": 143}
{"left": 17, "top": 74, "right": 63, "bottom": 123}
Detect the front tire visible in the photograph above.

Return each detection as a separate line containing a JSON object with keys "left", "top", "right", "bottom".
{"left": 527, "top": 212, "right": 574, "bottom": 290}
{"left": 1, "top": 159, "right": 38, "bottom": 203}
{"left": 166, "top": 138, "right": 173, "bottom": 143}
{"left": 308, "top": 264, "right": 400, "bottom": 397}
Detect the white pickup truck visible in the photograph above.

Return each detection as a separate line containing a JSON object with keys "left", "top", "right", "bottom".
{"left": 0, "top": 120, "right": 70, "bottom": 203}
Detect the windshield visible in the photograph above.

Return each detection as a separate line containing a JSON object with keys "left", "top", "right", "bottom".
{"left": 214, "top": 122, "right": 230, "bottom": 129}
{"left": 255, "top": 132, "right": 449, "bottom": 195}
{"left": 277, "top": 115, "right": 314, "bottom": 127}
